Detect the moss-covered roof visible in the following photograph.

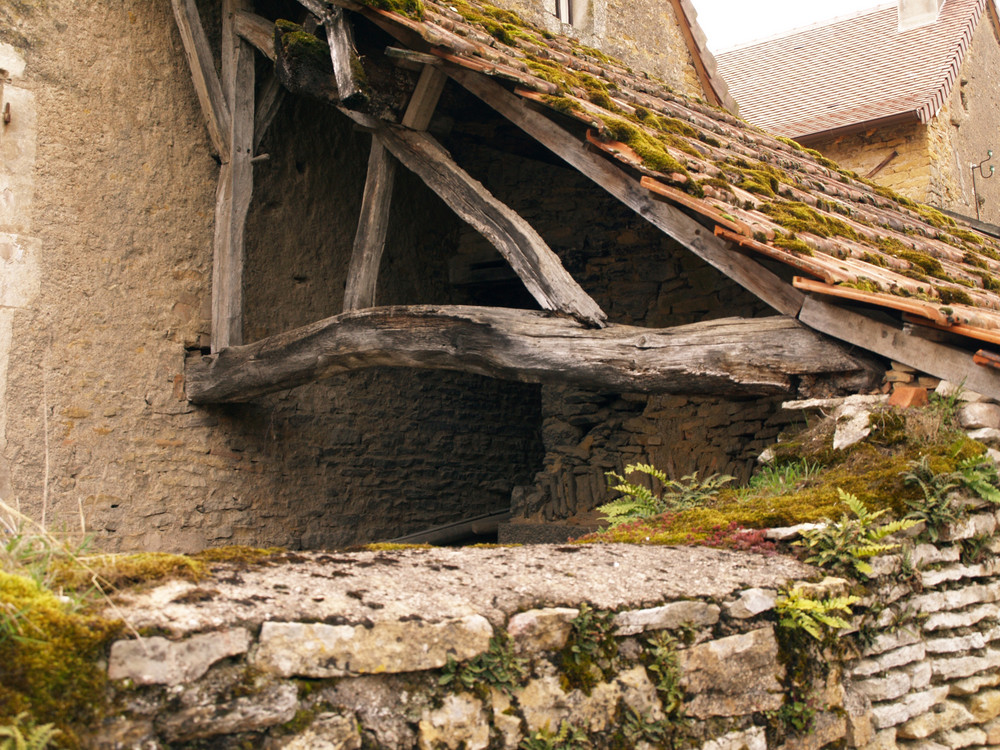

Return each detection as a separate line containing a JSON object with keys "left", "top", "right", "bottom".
{"left": 346, "top": 0, "right": 1000, "bottom": 346}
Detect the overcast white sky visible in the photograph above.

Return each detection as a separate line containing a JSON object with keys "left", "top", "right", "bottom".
{"left": 690, "top": 0, "right": 889, "bottom": 52}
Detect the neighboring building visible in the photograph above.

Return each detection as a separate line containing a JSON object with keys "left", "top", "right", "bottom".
{"left": 717, "top": 0, "right": 1000, "bottom": 224}
{"left": 3, "top": 0, "right": 1000, "bottom": 553}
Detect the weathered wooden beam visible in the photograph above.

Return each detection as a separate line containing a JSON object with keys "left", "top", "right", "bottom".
{"left": 343, "top": 65, "right": 447, "bottom": 311}
{"left": 212, "top": 0, "right": 256, "bottom": 351}
{"left": 171, "top": 0, "right": 231, "bottom": 159}
{"left": 798, "top": 296, "right": 1000, "bottom": 401}
{"left": 402, "top": 65, "right": 448, "bottom": 130}
{"left": 325, "top": 7, "right": 366, "bottom": 106}
{"left": 341, "top": 109, "right": 608, "bottom": 327}
{"left": 185, "top": 306, "right": 876, "bottom": 403}
{"left": 344, "top": 141, "right": 398, "bottom": 310}
{"left": 446, "top": 68, "right": 805, "bottom": 317}
{"left": 234, "top": 10, "right": 276, "bottom": 60}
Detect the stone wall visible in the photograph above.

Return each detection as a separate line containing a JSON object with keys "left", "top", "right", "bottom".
{"left": 807, "top": 14, "right": 1000, "bottom": 224}
{"left": 87, "top": 516, "right": 1000, "bottom": 749}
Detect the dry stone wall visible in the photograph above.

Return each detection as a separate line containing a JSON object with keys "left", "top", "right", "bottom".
{"left": 89, "top": 520, "right": 1000, "bottom": 749}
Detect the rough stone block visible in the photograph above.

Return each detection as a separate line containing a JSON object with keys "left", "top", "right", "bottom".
{"left": 858, "top": 728, "right": 897, "bottom": 750}
{"left": 897, "top": 701, "right": 975, "bottom": 739}
{"left": 613, "top": 601, "right": 720, "bottom": 636}
{"left": 765, "top": 522, "right": 824, "bottom": 541}
{"left": 156, "top": 682, "right": 298, "bottom": 742}
{"left": 911, "top": 583, "right": 1000, "bottom": 612}
{"left": 920, "top": 565, "right": 999, "bottom": 588}
{"left": 418, "top": 693, "right": 489, "bottom": 750}
{"left": 726, "top": 588, "right": 778, "bottom": 619}
{"left": 925, "top": 633, "right": 988, "bottom": 654}
{"left": 281, "top": 713, "right": 362, "bottom": 750}
{"left": 700, "top": 727, "right": 767, "bottom": 750}
{"left": 255, "top": 616, "right": 493, "bottom": 678}
{"left": 970, "top": 691, "right": 1000, "bottom": 723}
{"left": 871, "top": 687, "right": 949, "bottom": 730}
{"left": 777, "top": 711, "right": 847, "bottom": 750}
{"left": 984, "top": 716, "right": 1000, "bottom": 745}
{"left": 925, "top": 604, "right": 999, "bottom": 632}
{"left": 855, "top": 672, "right": 912, "bottom": 703}
{"left": 959, "top": 403, "right": 1000, "bottom": 430}
{"left": 949, "top": 672, "right": 1000, "bottom": 696}
{"left": 490, "top": 690, "right": 523, "bottom": 750}
{"left": 937, "top": 727, "right": 987, "bottom": 749}
{"left": 108, "top": 628, "right": 251, "bottom": 686}
{"left": 912, "top": 544, "right": 961, "bottom": 569}
{"left": 941, "top": 514, "right": 998, "bottom": 543}
{"left": 678, "top": 626, "right": 784, "bottom": 718}
{"left": 852, "top": 643, "right": 926, "bottom": 677}
{"left": 862, "top": 630, "right": 922, "bottom": 657}
{"left": 508, "top": 608, "right": 578, "bottom": 653}
{"left": 931, "top": 649, "right": 1000, "bottom": 681}
{"left": 515, "top": 673, "right": 629, "bottom": 735}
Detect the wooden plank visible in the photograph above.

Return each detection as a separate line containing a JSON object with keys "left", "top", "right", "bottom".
{"left": 325, "top": 7, "right": 365, "bottom": 105}
{"left": 402, "top": 65, "right": 448, "bottom": 130}
{"left": 341, "top": 109, "right": 608, "bottom": 327}
{"left": 344, "top": 140, "right": 397, "bottom": 310}
{"left": 793, "top": 276, "right": 952, "bottom": 326}
{"left": 185, "top": 306, "right": 875, "bottom": 403}
{"left": 171, "top": 0, "right": 231, "bottom": 159}
{"left": 234, "top": 11, "right": 276, "bottom": 60}
{"left": 445, "top": 67, "right": 805, "bottom": 317}
{"left": 254, "top": 73, "right": 285, "bottom": 152}
{"left": 213, "top": 0, "right": 256, "bottom": 351}
{"left": 641, "top": 176, "right": 752, "bottom": 237}
{"left": 901, "top": 313, "right": 1000, "bottom": 347}
{"left": 798, "top": 296, "right": 1000, "bottom": 401}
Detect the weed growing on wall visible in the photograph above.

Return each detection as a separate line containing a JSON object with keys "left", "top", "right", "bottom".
{"left": 519, "top": 720, "right": 589, "bottom": 750}
{"left": 776, "top": 587, "right": 860, "bottom": 641}
{"left": 439, "top": 633, "right": 527, "bottom": 698}
{"left": 599, "top": 465, "right": 733, "bottom": 527}
{"left": 559, "top": 604, "right": 618, "bottom": 695}
{"left": 796, "top": 490, "right": 917, "bottom": 579}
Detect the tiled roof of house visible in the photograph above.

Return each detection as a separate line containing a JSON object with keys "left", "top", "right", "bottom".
{"left": 343, "top": 0, "right": 1000, "bottom": 350}
{"left": 714, "top": 0, "right": 986, "bottom": 140}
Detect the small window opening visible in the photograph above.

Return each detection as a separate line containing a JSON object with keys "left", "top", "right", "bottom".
{"left": 555, "top": 0, "right": 572, "bottom": 24}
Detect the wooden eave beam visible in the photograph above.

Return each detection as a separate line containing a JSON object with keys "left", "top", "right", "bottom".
{"left": 234, "top": 11, "right": 277, "bottom": 60}
{"left": 444, "top": 67, "right": 804, "bottom": 318}
{"left": 798, "top": 296, "right": 1000, "bottom": 401}
{"left": 171, "top": 0, "right": 232, "bottom": 159}
{"left": 184, "top": 306, "right": 876, "bottom": 403}
{"left": 341, "top": 109, "right": 609, "bottom": 327}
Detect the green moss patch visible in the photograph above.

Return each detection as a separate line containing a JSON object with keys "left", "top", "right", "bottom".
{"left": 357, "top": 0, "right": 425, "bottom": 19}
{"left": 50, "top": 552, "right": 207, "bottom": 591}
{"left": 0, "top": 572, "right": 121, "bottom": 745}
{"left": 579, "top": 405, "right": 985, "bottom": 546}
{"left": 759, "top": 200, "right": 861, "bottom": 242}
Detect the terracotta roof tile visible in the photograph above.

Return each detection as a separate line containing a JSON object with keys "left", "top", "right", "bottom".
{"left": 340, "top": 0, "right": 1000, "bottom": 348}
{"left": 715, "top": 0, "right": 985, "bottom": 139}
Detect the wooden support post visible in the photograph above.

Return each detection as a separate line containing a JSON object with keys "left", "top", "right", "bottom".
{"left": 343, "top": 109, "right": 608, "bottom": 327}
{"left": 212, "top": 0, "right": 256, "bottom": 351}
{"left": 447, "top": 68, "right": 804, "bottom": 317}
{"left": 171, "top": 0, "right": 231, "bottom": 159}
{"left": 343, "top": 65, "right": 446, "bottom": 311}
{"left": 254, "top": 73, "right": 285, "bottom": 152}
{"left": 798, "top": 296, "right": 1000, "bottom": 401}
{"left": 184, "top": 307, "right": 875, "bottom": 403}
{"left": 234, "top": 11, "right": 277, "bottom": 60}
{"left": 344, "top": 142, "right": 398, "bottom": 310}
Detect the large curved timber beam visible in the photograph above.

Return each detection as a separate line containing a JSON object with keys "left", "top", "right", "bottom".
{"left": 184, "top": 306, "right": 878, "bottom": 403}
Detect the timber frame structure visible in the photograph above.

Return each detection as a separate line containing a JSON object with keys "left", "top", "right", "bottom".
{"left": 177, "top": 0, "right": 1000, "bottom": 405}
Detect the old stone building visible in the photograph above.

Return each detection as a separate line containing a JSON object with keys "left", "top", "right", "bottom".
{"left": 718, "top": 0, "right": 1000, "bottom": 224}
{"left": 4, "top": 0, "right": 1000, "bottom": 553}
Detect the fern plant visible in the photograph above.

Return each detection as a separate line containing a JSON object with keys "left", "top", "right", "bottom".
{"left": 796, "top": 490, "right": 917, "bottom": 579}
{"left": 518, "top": 720, "right": 589, "bottom": 750}
{"left": 439, "top": 633, "right": 527, "bottom": 697}
{"left": 776, "top": 588, "right": 860, "bottom": 641}
{"left": 903, "top": 457, "right": 964, "bottom": 541}
{"left": 599, "top": 464, "right": 733, "bottom": 527}
{"left": 0, "top": 713, "right": 61, "bottom": 750}
{"left": 956, "top": 455, "right": 1000, "bottom": 505}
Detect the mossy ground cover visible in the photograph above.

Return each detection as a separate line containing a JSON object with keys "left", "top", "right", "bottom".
{"left": 579, "top": 401, "right": 986, "bottom": 546}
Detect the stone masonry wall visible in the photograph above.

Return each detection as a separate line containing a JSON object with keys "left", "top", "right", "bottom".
{"left": 806, "top": 15, "right": 1000, "bottom": 224}
{"left": 88, "top": 514, "right": 1000, "bottom": 749}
